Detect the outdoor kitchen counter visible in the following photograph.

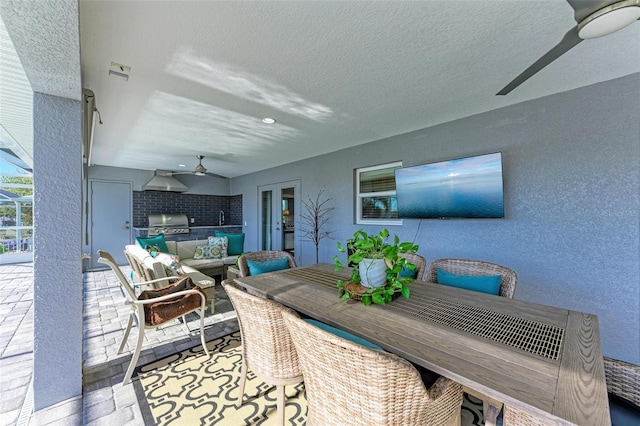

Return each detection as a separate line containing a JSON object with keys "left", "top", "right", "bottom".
{"left": 133, "top": 225, "right": 242, "bottom": 240}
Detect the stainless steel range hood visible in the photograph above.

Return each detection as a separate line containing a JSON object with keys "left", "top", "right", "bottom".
{"left": 142, "top": 170, "right": 188, "bottom": 192}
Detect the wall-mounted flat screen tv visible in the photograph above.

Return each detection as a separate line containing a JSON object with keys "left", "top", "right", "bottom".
{"left": 395, "top": 152, "right": 504, "bottom": 219}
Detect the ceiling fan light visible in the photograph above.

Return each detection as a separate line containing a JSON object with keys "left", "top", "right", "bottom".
{"left": 578, "top": 2, "right": 640, "bottom": 39}
{"left": 195, "top": 171, "right": 206, "bottom": 176}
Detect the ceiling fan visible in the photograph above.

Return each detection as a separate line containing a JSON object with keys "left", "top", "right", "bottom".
{"left": 172, "top": 155, "right": 227, "bottom": 179}
{"left": 497, "top": 0, "right": 640, "bottom": 95}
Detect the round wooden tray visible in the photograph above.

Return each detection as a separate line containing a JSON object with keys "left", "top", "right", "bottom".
{"left": 341, "top": 280, "right": 401, "bottom": 302}
{"left": 343, "top": 280, "right": 368, "bottom": 301}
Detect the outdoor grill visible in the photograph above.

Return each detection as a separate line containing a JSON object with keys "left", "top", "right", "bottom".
{"left": 147, "top": 213, "right": 190, "bottom": 236}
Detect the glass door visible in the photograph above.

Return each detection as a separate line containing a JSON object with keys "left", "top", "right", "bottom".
{"left": 258, "top": 180, "right": 299, "bottom": 259}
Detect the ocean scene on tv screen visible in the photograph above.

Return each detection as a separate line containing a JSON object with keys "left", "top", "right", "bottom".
{"left": 395, "top": 152, "right": 504, "bottom": 218}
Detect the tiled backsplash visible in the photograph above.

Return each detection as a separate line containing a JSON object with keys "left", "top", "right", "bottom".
{"left": 133, "top": 191, "right": 242, "bottom": 227}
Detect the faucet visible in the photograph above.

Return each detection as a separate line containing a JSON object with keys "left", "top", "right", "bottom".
{"left": 219, "top": 210, "right": 224, "bottom": 226}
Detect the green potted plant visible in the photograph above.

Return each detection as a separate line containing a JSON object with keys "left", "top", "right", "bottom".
{"left": 332, "top": 228, "right": 419, "bottom": 305}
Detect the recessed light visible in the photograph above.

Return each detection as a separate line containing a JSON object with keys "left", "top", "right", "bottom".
{"left": 261, "top": 117, "right": 276, "bottom": 124}
{"left": 178, "top": 164, "right": 186, "bottom": 168}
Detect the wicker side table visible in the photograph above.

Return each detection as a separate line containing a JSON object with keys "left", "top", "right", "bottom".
{"left": 226, "top": 265, "right": 240, "bottom": 280}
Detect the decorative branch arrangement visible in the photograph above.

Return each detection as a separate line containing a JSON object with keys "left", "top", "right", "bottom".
{"left": 300, "top": 189, "right": 335, "bottom": 263}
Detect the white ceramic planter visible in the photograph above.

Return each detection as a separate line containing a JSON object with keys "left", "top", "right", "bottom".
{"left": 359, "top": 258, "right": 387, "bottom": 288}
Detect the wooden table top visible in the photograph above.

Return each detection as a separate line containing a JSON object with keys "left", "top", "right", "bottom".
{"left": 234, "top": 263, "right": 610, "bottom": 426}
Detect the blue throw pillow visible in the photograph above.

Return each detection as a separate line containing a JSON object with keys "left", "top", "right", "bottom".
{"left": 246, "top": 257, "right": 289, "bottom": 276}
{"left": 215, "top": 231, "right": 245, "bottom": 255}
{"left": 400, "top": 265, "right": 417, "bottom": 278}
{"left": 436, "top": 268, "right": 501, "bottom": 295}
{"left": 136, "top": 234, "right": 169, "bottom": 253}
{"left": 304, "top": 319, "right": 383, "bottom": 350}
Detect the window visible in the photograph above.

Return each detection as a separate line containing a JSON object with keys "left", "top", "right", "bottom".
{"left": 355, "top": 161, "right": 402, "bottom": 225}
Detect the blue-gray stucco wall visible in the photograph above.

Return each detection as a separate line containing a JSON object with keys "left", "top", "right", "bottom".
{"left": 231, "top": 74, "right": 640, "bottom": 363}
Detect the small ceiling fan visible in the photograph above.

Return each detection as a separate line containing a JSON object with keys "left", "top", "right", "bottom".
{"left": 172, "top": 155, "right": 227, "bottom": 179}
{"left": 497, "top": 0, "right": 640, "bottom": 95}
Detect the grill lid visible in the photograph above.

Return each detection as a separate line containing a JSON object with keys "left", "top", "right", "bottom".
{"left": 148, "top": 214, "right": 189, "bottom": 228}
{"left": 147, "top": 214, "right": 190, "bottom": 236}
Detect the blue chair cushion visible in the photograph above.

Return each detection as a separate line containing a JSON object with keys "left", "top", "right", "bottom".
{"left": 135, "top": 234, "right": 169, "bottom": 253}
{"left": 436, "top": 268, "right": 501, "bottom": 295}
{"left": 214, "top": 231, "right": 245, "bottom": 255}
{"left": 400, "top": 265, "right": 417, "bottom": 278}
{"left": 304, "top": 319, "right": 382, "bottom": 350}
{"left": 609, "top": 393, "right": 640, "bottom": 425}
{"left": 246, "top": 257, "right": 290, "bottom": 276}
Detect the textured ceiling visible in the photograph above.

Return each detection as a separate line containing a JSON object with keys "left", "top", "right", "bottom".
{"left": 5, "top": 1, "right": 640, "bottom": 179}
{"left": 0, "top": 0, "right": 81, "bottom": 171}
{"left": 0, "top": 15, "right": 33, "bottom": 168}
{"left": 1, "top": 0, "right": 81, "bottom": 100}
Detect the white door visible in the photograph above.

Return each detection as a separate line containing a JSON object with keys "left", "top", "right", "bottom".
{"left": 90, "top": 180, "right": 132, "bottom": 269}
{"left": 258, "top": 180, "right": 299, "bottom": 259}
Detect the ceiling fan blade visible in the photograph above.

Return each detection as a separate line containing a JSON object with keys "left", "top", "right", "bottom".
{"left": 205, "top": 172, "right": 227, "bottom": 179}
{"left": 496, "top": 27, "right": 583, "bottom": 95}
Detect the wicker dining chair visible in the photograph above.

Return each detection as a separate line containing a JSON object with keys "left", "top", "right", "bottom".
{"left": 236, "top": 250, "right": 297, "bottom": 277}
{"left": 399, "top": 252, "right": 428, "bottom": 281}
{"left": 425, "top": 258, "right": 517, "bottom": 299}
{"left": 280, "top": 308, "right": 464, "bottom": 426}
{"left": 221, "top": 279, "right": 303, "bottom": 426}
{"left": 425, "top": 258, "right": 517, "bottom": 425}
{"left": 503, "top": 356, "right": 640, "bottom": 425}
{"left": 605, "top": 356, "right": 640, "bottom": 406}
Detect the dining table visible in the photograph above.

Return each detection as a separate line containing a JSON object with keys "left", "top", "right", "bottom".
{"left": 234, "top": 263, "right": 610, "bottom": 426}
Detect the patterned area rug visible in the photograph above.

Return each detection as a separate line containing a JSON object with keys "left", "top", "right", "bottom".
{"left": 134, "top": 332, "right": 486, "bottom": 425}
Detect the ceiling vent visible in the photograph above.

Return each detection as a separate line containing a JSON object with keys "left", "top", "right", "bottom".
{"left": 142, "top": 170, "right": 188, "bottom": 192}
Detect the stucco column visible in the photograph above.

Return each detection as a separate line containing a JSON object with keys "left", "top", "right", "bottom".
{"left": 32, "top": 93, "right": 83, "bottom": 410}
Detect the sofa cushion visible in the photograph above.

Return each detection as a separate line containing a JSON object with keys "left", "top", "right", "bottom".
{"left": 193, "top": 245, "right": 217, "bottom": 260}
{"left": 125, "top": 244, "right": 173, "bottom": 287}
{"left": 165, "top": 241, "right": 178, "bottom": 255}
{"left": 126, "top": 244, "right": 153, "bottom": 262}
{"left": 181, "top": 257, "right": 224, "bottom": 270}
{"left": 175, "top": 239, "right": 210, "bottom": 260}
{"left": 136, "top": 234, "right": 169, "bottom": 253}
{"left": 207, "top": 236, "right": 228, "bottom": 258}
{"left": 152, "top": 252, "right": 182, "bottom": 275}
{"left": 214, "top": 231, "right": 245, "bottom": 255}
{"left": 180, "top": 264, "right": 217, "bottom": 285}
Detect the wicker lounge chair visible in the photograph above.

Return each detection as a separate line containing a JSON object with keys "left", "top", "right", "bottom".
{"left": 222, "top": 279, "right": 303, "bottom": 426}
{"left": 236, "top": 250, "right": 296, "bottom": 277}
{"left": 281, "top": 308, "right": 464, "bottom": 426}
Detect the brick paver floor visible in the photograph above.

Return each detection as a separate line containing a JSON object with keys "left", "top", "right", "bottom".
{"left": 0, "top": 262, "right": 238, "bottom": 425}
